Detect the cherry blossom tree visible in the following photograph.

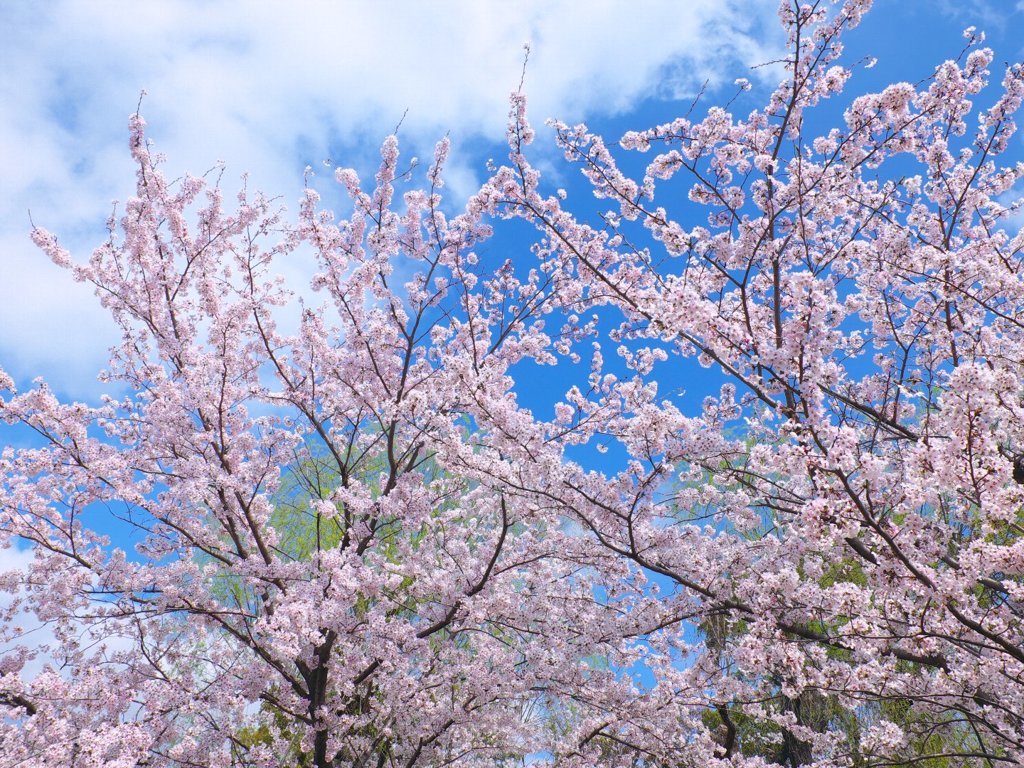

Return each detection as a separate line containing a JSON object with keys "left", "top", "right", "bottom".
{"left": 3, "top": 0, "right": 1024, "bottom": 766}
{"left": 472, "top": 0, "right": 1024, "bottom": 765}
{"left": 0, "top": 107, "right": 627, "bottom": 767}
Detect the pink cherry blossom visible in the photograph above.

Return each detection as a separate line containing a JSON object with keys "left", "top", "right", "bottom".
{"left": 3, "top": 2, "right": 1024, "bottom": 767}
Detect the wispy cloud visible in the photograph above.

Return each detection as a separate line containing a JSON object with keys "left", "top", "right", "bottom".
{"left": 935, "top": 0, "right": 1022, "bottom": 27}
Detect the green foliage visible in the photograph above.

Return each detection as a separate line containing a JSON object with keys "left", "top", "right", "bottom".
{"left": 233, "top": 696, "right": 313, "bottom": 767}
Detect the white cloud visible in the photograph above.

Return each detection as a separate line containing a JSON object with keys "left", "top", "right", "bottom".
{"left": 0, "top": 0, "right": 782, "bottom": 400}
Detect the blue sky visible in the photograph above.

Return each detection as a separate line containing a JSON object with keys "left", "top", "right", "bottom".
{"left": 0, "top": 0, "right": 1023, "bottom": 698}
{"left": 0, "top": 0, "right": 1022, "bottom": 406}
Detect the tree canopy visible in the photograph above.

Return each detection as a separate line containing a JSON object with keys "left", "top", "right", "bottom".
{"left": 3, "top": 1, "right": 1024, "bottom": 766}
